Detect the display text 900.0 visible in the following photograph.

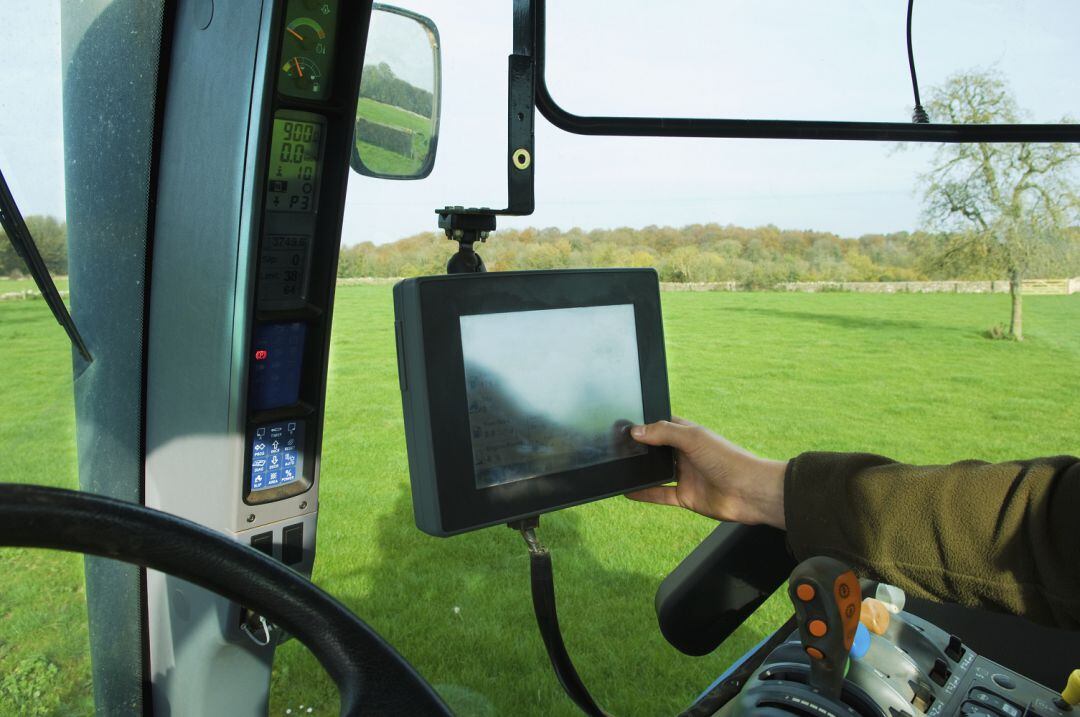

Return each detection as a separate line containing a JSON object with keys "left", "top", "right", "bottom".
{"left": 266, "top": 118, "right": 324, "bottom": 213}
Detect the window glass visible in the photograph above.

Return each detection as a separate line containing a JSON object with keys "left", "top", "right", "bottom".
{"left": 0, "top": 4, "right": 92, "bottom": 713}
{"left": 336, "top": 3, "right": 1079, "bottom": 713}
{"left": 545, "top": 1, "right": 1080, "bottom": 124}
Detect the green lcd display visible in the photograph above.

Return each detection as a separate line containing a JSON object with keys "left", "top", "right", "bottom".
{"left": 266, "top": 114, "right": 324, "bottom": 213}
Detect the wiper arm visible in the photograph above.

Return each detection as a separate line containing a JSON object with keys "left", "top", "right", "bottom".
{"left": 0, "top": 165, "right": 92, "bottom": 363}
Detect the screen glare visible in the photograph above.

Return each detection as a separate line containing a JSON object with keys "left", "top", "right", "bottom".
{"left": 460, "top": 304, "right": 646, "bottom": 489}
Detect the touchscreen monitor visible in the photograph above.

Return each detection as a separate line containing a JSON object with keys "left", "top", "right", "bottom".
{"left": 461, "top": 304, "right": 646, "bottom": 489}
{"left": 394, "top": 269, "right": 673, "bottom": 536}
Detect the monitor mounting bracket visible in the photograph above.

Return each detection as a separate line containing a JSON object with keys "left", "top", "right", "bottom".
{"left": 438, "top": 0, "right": 535, "bottom": 273}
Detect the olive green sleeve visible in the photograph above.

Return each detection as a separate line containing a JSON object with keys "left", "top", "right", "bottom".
{"left": 784, "top": 452, "right": 1080, "bottom": 629}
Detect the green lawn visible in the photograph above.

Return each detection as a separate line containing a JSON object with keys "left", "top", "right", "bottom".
{"left": 2, "top": 287, "right": 1078, "bottom": 716}
{"left": 355, "top": 97, "right": 431, "bottom": 175}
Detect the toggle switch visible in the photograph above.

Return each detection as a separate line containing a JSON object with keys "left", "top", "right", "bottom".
{"left": 930, "top": 657, "right": 951, "bottom": 687}
{"left": 282, "top": 522, "right": 303, "bottom": 566}
{"left": 945, "top": 634, "right": 965, "bottom": 662}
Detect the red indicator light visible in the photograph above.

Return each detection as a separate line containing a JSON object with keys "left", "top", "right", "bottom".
{"left": 255, "top": 349, "right": 268, "bottom": 361}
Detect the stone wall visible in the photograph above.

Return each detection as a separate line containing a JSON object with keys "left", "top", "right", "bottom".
{"left": 4, "top": 277, "right": 1077, "bottom": 302}
{"left": 355, "top": 118, "right": 413, "bottom": 157}
{"left": 776, "top": 278, "right": 1077, "bottom": 295}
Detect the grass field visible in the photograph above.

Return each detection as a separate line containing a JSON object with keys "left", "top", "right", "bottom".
{"left": 355, "top": 97, "right": 432, "bottom": 175}
{"left": 1, "top": 286, "right": 1078, "bottom": 715}
{"left": 0, "top": 276, "right": 69, "bottom": 295}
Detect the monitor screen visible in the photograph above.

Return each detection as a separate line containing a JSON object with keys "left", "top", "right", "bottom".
{"left": 266, "top": 115, "right": 324, "bottom": 213}
{"left": 460, "top": 304, "right": 646, "bottom": 489}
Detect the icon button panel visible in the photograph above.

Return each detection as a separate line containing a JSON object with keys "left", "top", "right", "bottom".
{"left": 250, "top": 420, "right": 304, "bottom": 492}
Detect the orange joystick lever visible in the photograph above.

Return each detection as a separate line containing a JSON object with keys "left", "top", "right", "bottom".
{"left": 787, "top": 556, "right": 863, "bottom": 701}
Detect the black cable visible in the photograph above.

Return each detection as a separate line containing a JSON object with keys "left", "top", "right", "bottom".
{"left": 517, "top": 519, "right": 795, "bottom": 717}
{"left": 906, "top": 0, "right": 930, "bottom": 123}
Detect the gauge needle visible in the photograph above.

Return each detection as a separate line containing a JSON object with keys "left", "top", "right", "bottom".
{"left": 293, "top": 57, "right": 304, "bottom": 78}
{"left": 287, "top": 27, "right": 304, "bottom": 42}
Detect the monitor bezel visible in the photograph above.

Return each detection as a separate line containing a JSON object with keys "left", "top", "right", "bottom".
{"left": 408, "top": 268, "right": 674, "bottom": 535}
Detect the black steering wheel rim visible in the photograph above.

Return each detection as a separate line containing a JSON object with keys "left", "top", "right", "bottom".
{"left": 0, "top": 483, "right": 452, "bottom": 717}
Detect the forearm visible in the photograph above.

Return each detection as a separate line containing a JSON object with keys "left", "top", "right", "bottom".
{"left": 783, "top": 452, "right": 1080, "bottom": 628}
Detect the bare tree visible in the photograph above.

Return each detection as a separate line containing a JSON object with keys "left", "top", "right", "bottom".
{"left": 921, "top": 70, "right": 1079, "bottom": 340}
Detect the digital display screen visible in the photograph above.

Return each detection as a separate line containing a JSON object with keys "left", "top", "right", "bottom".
{"left": 250, "top": 322, "right": 306, "bottom": 411}
{"left": 258, "top": 234, "right": 311, "bottom": 308}
{"left": 460, "top": 305, "right": 646, "bottom": 489}
{"left": 250, "top": 420, "right": 304, "bottom": 492}
{"left": 266, "top": 116, "right": 324, "bottom": 213}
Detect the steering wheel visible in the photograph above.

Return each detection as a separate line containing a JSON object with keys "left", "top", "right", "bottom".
{"left": 0, "top": 483, "right": 453, "bottom": 717}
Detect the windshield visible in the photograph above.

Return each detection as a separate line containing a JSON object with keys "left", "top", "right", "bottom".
{"left": 0, "top": 2, "right": 93, "bottom": 714}
{"left": 2, "top": 2, "right": 1077, "bottom": 716}
{"left": 545, "top": 0, "right": 1080, "bottom": 125}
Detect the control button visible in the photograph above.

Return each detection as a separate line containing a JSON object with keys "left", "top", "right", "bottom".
{"left": 874, "top": 583, "right": 906, "bottom": 613}
{"left": 860, "top": 597, "right": 891, "bottom": 635}
{"left": 1055, "top": 697, "right": 1074, "bottom": 712}
{"left": 849, "top": 622, "right": 871, "bottom": 661}
{"left": 805, "top": 646, "right": 824, "bottom": 660}
{"left": 946, "top": 634, "right": 966, "bottom": 662}
{"left": 991, "top": 674, "right": 1016, "bottom": 691}
{"left": 282, "top": 522, "right": 303, "bottom": 565}
{"left": 250, "top": 531, "right": 273, "bottom": 557}
{"left": 930, "top": 657, "right": 951, "bottom": 687}
{"left": 808, "top": 620, "right": 828, "bottom": 637}
{"left": 249, "top": 420, "right": 305, "bottom": 494}
{"left": 796, "top": 583, "right": 816, "bottom": 601}
{"left": 969, "top": 688, "right": 1021, "bottom": 717}
{"left": 1065, "top": 670, "right": 1080, "bottom": 708}
{"left": 961, "top": 702, "right": 1000, "bottom": 717}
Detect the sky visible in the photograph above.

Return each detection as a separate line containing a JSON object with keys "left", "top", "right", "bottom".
{"left": 2, "top": 0, "right": 1077, "bottom": 247}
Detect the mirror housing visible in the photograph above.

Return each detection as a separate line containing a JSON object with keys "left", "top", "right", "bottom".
{"left": 351, "top": 4, "right": 441, "bottom": 180}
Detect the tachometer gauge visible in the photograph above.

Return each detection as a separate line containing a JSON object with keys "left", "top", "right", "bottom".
{"left": 284, "top": 17, "right": 328, "bottom": 55}
{"left": 281, "top": 56, "right": 324, "bottom": 96}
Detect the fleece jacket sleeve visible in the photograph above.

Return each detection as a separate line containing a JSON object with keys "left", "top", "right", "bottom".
{"left": 784, "top": 452, "right": 1080, "bottom": 629}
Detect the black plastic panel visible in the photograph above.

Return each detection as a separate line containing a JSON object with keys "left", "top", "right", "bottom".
{"left": 395, "top": 269, "right": 675, "bottom": 536}
{"left": 655, "top": 522, "right": 795, "bottom": 656}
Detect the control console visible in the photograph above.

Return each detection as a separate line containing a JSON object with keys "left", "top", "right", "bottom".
{"left": 719, "top": 559, "right": 1072, "bottom": 717}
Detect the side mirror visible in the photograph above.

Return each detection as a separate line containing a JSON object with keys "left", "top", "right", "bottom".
{"left": 351, "top": 4, "right": 441, "bottom": 180}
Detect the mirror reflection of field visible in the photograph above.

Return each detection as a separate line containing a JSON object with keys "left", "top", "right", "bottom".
{"left": 1, "top": 286, "right": 1078, "bottom": 715}
{"left": 354, "top": 97, "right": 432, "bottom": 175}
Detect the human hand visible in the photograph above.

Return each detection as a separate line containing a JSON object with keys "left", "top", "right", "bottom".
{"left": 627, "top": 417, "right": 787, "bottom": 529}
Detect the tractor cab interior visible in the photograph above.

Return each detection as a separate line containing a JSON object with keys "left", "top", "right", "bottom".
{"left": 1, "top": 1, "right": 1078, "bottom": 715}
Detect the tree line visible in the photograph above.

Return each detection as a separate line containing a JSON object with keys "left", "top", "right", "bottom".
{"left": 359, "top": 62, "right": 434, "bottom": 118}
{"left": 8, "top": 215, "right": 1080, "bottom": 289}
{"left": 337, "top": 223, "right": 1080, "bottom": 287}
{"left": 0, "top": 215, "right": 67, "bottom": 277}
{"left": 6, "top": 218, "right": 1079, "bottom": 288}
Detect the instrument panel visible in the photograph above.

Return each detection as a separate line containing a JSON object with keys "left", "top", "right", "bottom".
{"left": 278, "top": 0, "right": 339, "bottom": 101}
{"left": 244, "top": 0, "right": 343, "bottom": 506}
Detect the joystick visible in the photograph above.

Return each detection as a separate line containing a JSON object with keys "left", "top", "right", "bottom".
{"left": 787, "top": 556, "right": 863, "bottom": 700}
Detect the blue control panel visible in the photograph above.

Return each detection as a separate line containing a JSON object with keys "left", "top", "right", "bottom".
{"left": 250, "top": 322, "right": 306, "bottom": 410}
{"left": 250, "top": 420, "right": 304, "bottom": 492}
